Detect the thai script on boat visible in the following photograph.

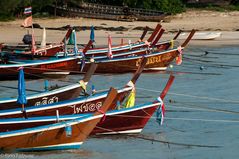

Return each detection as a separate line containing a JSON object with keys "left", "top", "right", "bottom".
{"left": 34, "top": 96, "right": 59, "bottom": 106}
{"left": 40, "top": 62, "right": 68, "bottom": 69}
{"left": 71, "top": 102, "right": 103, "bottom": 114}
{"left": 136, "top": 56, "right": 162, "bottom": 67}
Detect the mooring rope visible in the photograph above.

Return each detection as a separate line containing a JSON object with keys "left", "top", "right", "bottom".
{"left": 184, "top": 57, "right": 239, "bottom": 68}
{"left": 164, "top": 117, "right": 239, "bottom": 123}
{"left": 95, "top": 126, "right": 221, "bottom": 148}
{"left": 136, "top": 87, "right": 239, "bottom": 104}
{"left": 106, "top": 113, "right": 239, "bottom": 124}
{"left": 167, "top": 105, "right": 239, "bottom": 115}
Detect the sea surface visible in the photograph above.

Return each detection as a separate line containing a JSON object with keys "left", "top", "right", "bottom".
{"left": 0, "top": 45, "right": 239, "bottom": 159}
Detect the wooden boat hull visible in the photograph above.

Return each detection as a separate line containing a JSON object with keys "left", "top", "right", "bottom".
{"left": 83, "top": 41, "right": 171, "bottom": 58}
{"left": 0, "top": 115, "right": 102, "bottom": 151}
{"left": 0, "top": 56, "right": 81, "bottom": 80}
{"left": 92, "top": 103, "right": 159, "bottom": 135}
{"left": 84, "top": 48, "right": 179, "bottom": 73}
{"left": 0, "top": 87, "right": 132, "bottom": 118}
{"left": 0, "top": 63, "right": 97, "bottom": 110}
{"left": 0, "top": 83, "right": 82, "bottom": 110}
{"left": 0, "top": 102, "right": 160, "bottom": 135}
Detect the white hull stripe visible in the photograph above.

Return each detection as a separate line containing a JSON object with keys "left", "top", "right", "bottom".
{"left": 0, "top": 83, "right": 81, "bottom": 104}
{"left": 91, "top": 48, "right": 178, "bottom": 64}
{"left": 86, "top": 40, "right": 169, "bottom": 54}
{"left": 144, "top": 67, "right": 167, "bottom": 71}
{"left": 87, "top": 42, "right": 145, "bottom": 54}
{"left": 42, "top": 72, "right": 70, "bottom": 75}
{"left": 0, "top": 114, "right": 103, "bottom": 138}
{"left": 97, "top": 129, "right": 142, "bottom": 135}
{"left": 0, "top": 56, "right": 81, "bottom": 68}
{"left": 23, "top": 142, "right": 83, "bottom": 149}
{"left": 0, "top": 102, "right": 160, "bottom": 124}
{"left": 0, "top": 87, "right": 132, "bottom": 116}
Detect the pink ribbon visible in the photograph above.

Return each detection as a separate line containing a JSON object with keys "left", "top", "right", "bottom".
{"left": 17, "top": 66, "right": 24, "bottom": 70}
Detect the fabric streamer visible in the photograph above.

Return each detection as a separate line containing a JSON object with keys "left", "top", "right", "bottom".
{"left": 123, "top": 81, "right": 136, "bottom": 108}
{"left": 108, "top": 34, "right": 113, "bottom": 58}
{"left": 176, "top": 46, "right": 183, "bottom": 65}
{"left": 156, "top": 97, "right": 165, "bottom": 125}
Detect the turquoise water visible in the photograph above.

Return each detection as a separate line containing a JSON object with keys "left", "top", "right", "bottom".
{"left": 0, "top": 46, "right": 239, "bottom": 159}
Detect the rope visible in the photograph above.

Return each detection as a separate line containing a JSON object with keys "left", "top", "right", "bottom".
{"left": 95, "top": 126, "right": 221, "bottom": 148}
{"left": 93, "top": 113, "right": 239, "bottom": 124}
{"left": 168, "top": 102, "right": 239, "bottom": 114}
{"left": 136, "top": 87, "right": 239, "bottom": 104}
{"left": 183, "top": 56, "right": 239, "bottom": 68}
{"left": 167, "top": 105, "right": 239, "bottom": 115}
{"left": 164, "top": 117, "right": 239, "bottom": 123}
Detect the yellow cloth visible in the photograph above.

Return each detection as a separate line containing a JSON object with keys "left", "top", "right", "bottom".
{"left": 170, "top": 40, "right": 174, "bottom": 49}
{"left": 79, "top": 80, "right": 86, "bottom": 91}
{"left": 123, "top": 90, "right": 136, "bottom": 108}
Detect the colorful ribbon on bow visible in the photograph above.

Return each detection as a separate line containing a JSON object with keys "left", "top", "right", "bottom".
{"left": 156, "top": 97, "right": 165, "bottom": 126}
{"left": 176, "top": 46, "right": 183, "bottom": 65}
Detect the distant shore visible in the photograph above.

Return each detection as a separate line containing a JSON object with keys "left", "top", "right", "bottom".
{"left": 0, "top": 10, "right": 238, "bottom": 47}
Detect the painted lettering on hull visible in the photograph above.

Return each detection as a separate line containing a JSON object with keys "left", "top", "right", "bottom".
{"left": 71, "top": 102, "right": 103, "bottom": 114}
{"left": 35, "top": 96, "right": 59, "bottom": 106}
{"left": 40, "top": 62, "right": 68, "bottom": 69}
{"left": 136, "top": 56, "right": 162, "bottom": 67}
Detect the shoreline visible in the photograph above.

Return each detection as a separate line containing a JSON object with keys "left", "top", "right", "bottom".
{"left": 0, "top": 10, "right": 238, "bottom": 47}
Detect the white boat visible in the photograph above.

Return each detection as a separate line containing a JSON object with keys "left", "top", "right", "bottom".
{"left": 179, "top": 32, "right": 221, "bottom": 40}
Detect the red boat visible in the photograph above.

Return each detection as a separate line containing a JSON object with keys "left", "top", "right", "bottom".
{"left": 0, "top": 55, "right": 81, "bottom": 80}
{"left": 93, "top": 75, "right": 174, "bottom": 135}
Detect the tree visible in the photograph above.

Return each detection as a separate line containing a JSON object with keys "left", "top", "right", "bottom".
{"left": 0, "top": 0, "right": 21, "bottom": 20}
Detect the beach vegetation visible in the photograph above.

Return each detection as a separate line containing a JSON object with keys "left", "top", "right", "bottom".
{"left": 0, "top": 0, "right": 239, "bottom": 21}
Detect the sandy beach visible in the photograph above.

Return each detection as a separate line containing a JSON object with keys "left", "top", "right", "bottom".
{"left": 0, "top": 10, "right": 238, "bottom": 47}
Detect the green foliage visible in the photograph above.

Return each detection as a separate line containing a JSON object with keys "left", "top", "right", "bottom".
{"left": 0, "top": 0, "right": 20, "bottom": 20}
{"left": 186, "top": 2, "right": 239, "bottom": 12}
{"left": 1, "top": 0, "right": 239, "bottom": 21}
{"left": 122, "top": 0, "right": 185, "bottom": 14}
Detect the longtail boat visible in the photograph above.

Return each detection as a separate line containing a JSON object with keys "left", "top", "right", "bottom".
{"left": 0, "top": 28, "right": 72, "bottom": 57}
{"left": 82, "top": 24, "right": 181, "bottom": 58}
{"left": 0, "top": 87, "right": 117, "bottom": 152}
{"left": 93, "top": 75, "right": 174, "bottom": 135}
{"left": 57, "top": 28, "right": 181, "bottom": 60}
{"left": 58, "top": 24, "right": 182, "bottom": 59}
{"left": 0, "top": 75, "right": 174, "bottom": 135}
{"left": 82, "top": 30, "right": 195, "bottom": 73}
{"left": 0, "top": 57, "right": 147, "bottom": 118}
{"left": 0, "top": 55, "right": 81, "bottom": 80}
{"left": 0, "top": 25, "right": 160, "bottom": 59}
{"left": 0, "top": 63, "right": 97, "bottom": 110}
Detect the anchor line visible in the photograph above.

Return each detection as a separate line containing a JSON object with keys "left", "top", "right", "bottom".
{"left": 136, "top": 87, "right": 239, "bottom": 104}
{"left": 95, "top": 126, "right": 221, "bottom": 148}
{"left": 168, "top": 102, "right": 239, "bottom": 114}
{"left": 103, "top": 113, "right": 239, "bottom": 123}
